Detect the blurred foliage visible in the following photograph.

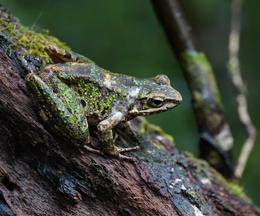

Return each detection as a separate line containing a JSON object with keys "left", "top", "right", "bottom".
{"left": 1, "top": 0, "right": 259, "bottom": 205}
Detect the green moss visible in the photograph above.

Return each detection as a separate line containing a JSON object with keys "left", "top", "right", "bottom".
{"left": 181, "top": 50, "right": 222, "bottom": 107}
{"left": 226, "top": 181, "right": 250, "bottom": 201}
{"left": 214, "top": 170, "right": 250, "bottom": 201}
{"left": 185, "top": 153, "right": 250, "bottom": 201}
{"left": 0, "top": 19, "right": 68, "bottom": 63}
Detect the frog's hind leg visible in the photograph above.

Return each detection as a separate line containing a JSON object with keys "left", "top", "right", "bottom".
{"left": 45, "top": 45, "right": 93, "bottom": 64}
{"left": 26, "top": 72, "right": 90, "bottom": 145}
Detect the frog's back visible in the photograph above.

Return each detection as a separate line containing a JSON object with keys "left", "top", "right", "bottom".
{"left": 83, "top": 63, "right": 153, "bottom": 97}
{"left": 56, "top": 62, "right": 145, "bottom": 97}
{"left": 54, "top": 63, "right": 127, "bottom": 120}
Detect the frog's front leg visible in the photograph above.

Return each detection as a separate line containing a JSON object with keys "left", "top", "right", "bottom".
{"left": 96, "top": 111, "right": 140, "bottom": 160}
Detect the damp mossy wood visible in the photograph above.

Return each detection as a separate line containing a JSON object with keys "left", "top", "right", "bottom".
{"left": 0, "top": 5, "right": 259, "bottom": 216}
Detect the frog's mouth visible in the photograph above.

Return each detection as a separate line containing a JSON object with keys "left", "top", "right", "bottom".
{"left": 129, "top": 100, "right": 181, "bottom": 116}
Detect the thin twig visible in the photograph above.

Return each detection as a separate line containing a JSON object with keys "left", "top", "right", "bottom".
{"left": 151, "top": 0, "right": 235, "bottom": 178}
{"left": 228, "top": 0, "right": 257, "bottom": 179}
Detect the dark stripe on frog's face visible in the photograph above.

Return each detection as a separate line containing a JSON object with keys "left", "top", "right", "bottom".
{"left": 128, "top": 78, "right": 182, "bottom": 117}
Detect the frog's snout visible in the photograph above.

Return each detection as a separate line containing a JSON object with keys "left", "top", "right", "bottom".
{"left": 175, "top": 90, "right": 182, "bottom": 104}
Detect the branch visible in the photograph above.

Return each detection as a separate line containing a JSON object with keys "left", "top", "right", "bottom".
{"left": 0, "top": 4, "right": 259, "bottom": 215}
{"left": 227, "top": 0, "right": 257, "bottom": 179}
{"left": 151, "top": 0, "right": 235, "bottom": 178}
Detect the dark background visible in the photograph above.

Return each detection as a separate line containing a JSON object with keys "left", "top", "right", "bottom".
{"left": 1, "top": 0, "right": 259, "bottom": 205}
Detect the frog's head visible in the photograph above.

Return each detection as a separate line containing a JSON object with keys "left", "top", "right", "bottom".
{"left": 129, "top": 75, "right": 182, "bottom": 117}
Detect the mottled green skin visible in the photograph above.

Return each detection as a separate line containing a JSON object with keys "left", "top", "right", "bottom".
{"left": 26, "top": 52, "right": 182, "bottom": 158}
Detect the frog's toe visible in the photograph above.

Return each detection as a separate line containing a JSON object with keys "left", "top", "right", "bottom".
{"left": 83, "top": 145, "right": 139, "bottom": 161}
{"left": 25, "top": 72, "right": 34, "bottom": 81}
{"left": 117, "top": 153, "right": 137, "bottom": 162}
{"left": 115, "top": 146, "right": 140, "bottom": 161}
{"left": 117, "top": 146, "right": 140, "bottom": 153}
{"left": 83, "top": 145, "right": 104, "bottom": 155}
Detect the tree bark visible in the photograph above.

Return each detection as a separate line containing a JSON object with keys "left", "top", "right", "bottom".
{"left": 0, "top": 5, "right": 259, "bottom": 216}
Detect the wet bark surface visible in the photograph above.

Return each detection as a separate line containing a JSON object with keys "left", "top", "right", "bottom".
{"left": 0, "top": 5, "right": 259, "bottom": 216}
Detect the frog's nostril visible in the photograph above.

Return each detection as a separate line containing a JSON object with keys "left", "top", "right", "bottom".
{"left": 173, "top": 98, "right": 181, "bottom": 105}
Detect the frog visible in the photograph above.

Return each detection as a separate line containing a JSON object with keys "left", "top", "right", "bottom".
{"left": 25, "top": 46, "right": 182, "bottom": 160}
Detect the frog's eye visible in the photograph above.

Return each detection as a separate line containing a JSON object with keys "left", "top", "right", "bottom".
{"left": 152, "top": 75, "right": 171, "bottom": 86}
{"left": 148, "top": 97, "right": 164, "bottom": 108}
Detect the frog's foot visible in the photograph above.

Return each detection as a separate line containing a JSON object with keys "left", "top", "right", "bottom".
{"left": 83, "top": 145, "right": 140, "bottom": 161}
{"left": 108, "top": 146, "right": 140, "bottom": 161}
{"left": 117, "top": 146, "right": 140, "bottom": 161}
